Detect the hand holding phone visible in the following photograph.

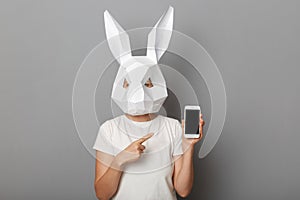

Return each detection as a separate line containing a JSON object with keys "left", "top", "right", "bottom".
{"left": 184, "top": 105, "right": 201, "bottom": 138}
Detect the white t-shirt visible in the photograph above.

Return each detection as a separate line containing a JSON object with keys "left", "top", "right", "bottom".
{"left": 93, "top": 114, "right": 183, "bottom": 200}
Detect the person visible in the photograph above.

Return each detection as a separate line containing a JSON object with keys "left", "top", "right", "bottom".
{"left": 93, "top": 112, "right": 205, "bottom": 200}
{"left": 93, "top": 6, "right": 205, "bottom": 199}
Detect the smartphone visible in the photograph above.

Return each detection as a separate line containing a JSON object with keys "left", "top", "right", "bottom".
{"left": 184, "top": 105, "right": 201, "bottom": 138}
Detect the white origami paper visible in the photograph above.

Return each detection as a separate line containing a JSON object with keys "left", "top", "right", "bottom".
{"left": 104, "top": 6, "right": 174, "bottom": 116}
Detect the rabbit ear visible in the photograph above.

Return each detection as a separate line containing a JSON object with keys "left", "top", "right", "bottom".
{"left": 147, "top": 6, "right": 174, "bottom": 63}
{"left": 104, "top": 10, "right": 131, "bottom": 64}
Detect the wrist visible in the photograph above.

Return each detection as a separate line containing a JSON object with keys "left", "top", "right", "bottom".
{"left": 182, "top": 140, "right": 195, "bottom": 152}
{"left": 112, "top": 155, "right": 124, "bottom": 171}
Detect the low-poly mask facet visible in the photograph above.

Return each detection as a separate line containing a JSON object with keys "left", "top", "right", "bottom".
{"left": 104, "top": 6, "right": 174, "bottom": 115}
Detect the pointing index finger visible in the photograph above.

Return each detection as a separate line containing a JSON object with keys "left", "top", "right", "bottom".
{"left": 135, "top": 133, "right": 154, "bottom": 144}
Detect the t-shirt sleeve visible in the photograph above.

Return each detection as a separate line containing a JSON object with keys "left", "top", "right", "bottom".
{"left": 173, "top": 120, "right": 183, "bottom": 156}
{"left": 93, "top": 121, "right": 115, "bottom": 156}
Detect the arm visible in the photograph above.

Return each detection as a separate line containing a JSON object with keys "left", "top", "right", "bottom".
{"left": 94, "top": 133, "right": 154, "bottom": 200}
{"left": 172, "top": 114, "right": 205, "bottom": 198}
{"left": 172, "top": 142, "right": 195, "bottom": 198}
{"left": 94, "top": 150, "right": 124, "bottom": 200}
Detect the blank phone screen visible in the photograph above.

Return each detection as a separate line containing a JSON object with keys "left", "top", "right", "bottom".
{"left": 185, "top": 109, "right": 200, "bottom": 135}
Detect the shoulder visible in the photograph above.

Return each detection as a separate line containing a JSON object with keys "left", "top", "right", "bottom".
{"left": 99, "top": 119, "right": 111, "bottom": 131}
{"left": 100, "top": 115, "right": 122, "bottom": 129}
{"left": 159, "top": 115, "right": 181, "bottom": 125}
{"left": 159, "top": 115, "right": 182, "bottom": 132}
{"left": 159, "top": 115, "right": 182, "bottom": 140}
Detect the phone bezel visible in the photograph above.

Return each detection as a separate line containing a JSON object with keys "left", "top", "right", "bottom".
{"left": 184, "top": 105, "right": 201, "bottom": 138}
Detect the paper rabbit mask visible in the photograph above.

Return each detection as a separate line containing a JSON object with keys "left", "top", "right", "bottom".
{"left": 104, "top": 6, "right": 174, "bottom": 116}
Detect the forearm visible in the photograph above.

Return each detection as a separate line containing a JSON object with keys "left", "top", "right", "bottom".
{"left": 94, "top": 159, "right": 124, "bottom": 200}
{"left": 175, "top": 142, "right": 195, "bottom": 196}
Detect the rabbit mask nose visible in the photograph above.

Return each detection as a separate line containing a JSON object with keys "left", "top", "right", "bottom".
{"left": 127, "top": 83, "right": 145, "bottom": 103}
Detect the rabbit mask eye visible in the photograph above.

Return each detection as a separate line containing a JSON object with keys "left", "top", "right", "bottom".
{"left": 144, "top": 78, "right": 153, "bottom": 88}
{"left": 123, "top": 78, "right": 129, "bottom": 88}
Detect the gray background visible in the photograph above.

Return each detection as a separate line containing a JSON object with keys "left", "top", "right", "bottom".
{"left": 1, "top": 0, "right": 300, "bottom": 199}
